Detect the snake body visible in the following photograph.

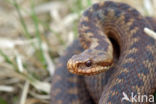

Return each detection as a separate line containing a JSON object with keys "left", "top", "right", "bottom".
{"left": 51, "top": 1, "right": 156, "bottom": 104}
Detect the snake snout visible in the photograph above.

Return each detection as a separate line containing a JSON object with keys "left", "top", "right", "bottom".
{"left": 67, "top": 59, "right": 75, "bottom": 73}
{"left": 67, "top": 55, "right": 81, "bottom": 73}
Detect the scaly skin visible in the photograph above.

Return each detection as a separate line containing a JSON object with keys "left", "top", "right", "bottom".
{"left": 51, "top": 1, "right": 156, "bottom": 104}
{"left": 50, "top": 40, "right": 95, "bottom": 104}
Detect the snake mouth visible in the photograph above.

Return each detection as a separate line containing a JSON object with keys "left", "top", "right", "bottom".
{"left": 68, "top": 65, "right": 112, "bottom": 75}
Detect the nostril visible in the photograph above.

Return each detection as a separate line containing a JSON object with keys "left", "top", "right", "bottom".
{"left": 85, "top": 60, "right": 92, "bottom": 67}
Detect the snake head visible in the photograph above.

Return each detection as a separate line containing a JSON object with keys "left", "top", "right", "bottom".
{"left": 67, "top": 48, "right": 113, "bottom": 75}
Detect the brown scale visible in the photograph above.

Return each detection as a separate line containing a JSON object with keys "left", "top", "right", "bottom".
{"left": 51, "top": 1, "right": 156, "bottom": 104}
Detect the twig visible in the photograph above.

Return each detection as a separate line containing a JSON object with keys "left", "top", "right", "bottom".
{"left": 144, "top": 27, "right": 156, "bottom": 40}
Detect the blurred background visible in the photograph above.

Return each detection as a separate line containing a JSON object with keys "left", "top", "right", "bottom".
{"left": 0, "top": 0, "right": 155, "bottom": 104}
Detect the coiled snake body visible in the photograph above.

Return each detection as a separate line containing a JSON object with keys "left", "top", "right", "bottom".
{"left": 51, "top": 1, "right": 156, "bottom": 104}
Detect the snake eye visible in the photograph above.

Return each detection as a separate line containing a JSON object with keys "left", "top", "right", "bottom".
{"left": 85, "top": 60, "right": 92, "bottom": 67}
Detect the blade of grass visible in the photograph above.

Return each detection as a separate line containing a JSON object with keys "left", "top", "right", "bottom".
{"left": 11, "top": 0, "right": 31, "bottom": 39}
{"left": 0, "top": 49, "right": 19, "bottom": 72}
{"left": 30, "top": 0, "right": 46, "bottom": 68}
{"left": 0, "top": 50, "right": 14, "bottom": 65}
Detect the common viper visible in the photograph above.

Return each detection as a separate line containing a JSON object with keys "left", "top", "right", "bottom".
{"left": 51, "top": 1, "right": 156, "bottom": 104}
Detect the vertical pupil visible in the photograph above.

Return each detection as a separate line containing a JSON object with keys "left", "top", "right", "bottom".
{"left": 85, "top": 60, "right": 92, "bottom": 67}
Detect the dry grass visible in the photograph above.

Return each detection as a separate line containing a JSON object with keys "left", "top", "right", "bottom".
{"left": 0, "top": 0, "right": 155, "bottom": 104}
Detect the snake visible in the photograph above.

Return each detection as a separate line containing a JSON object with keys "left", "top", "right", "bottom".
{"left": 51, "top": 1, "right": 156, "bottom": 104}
